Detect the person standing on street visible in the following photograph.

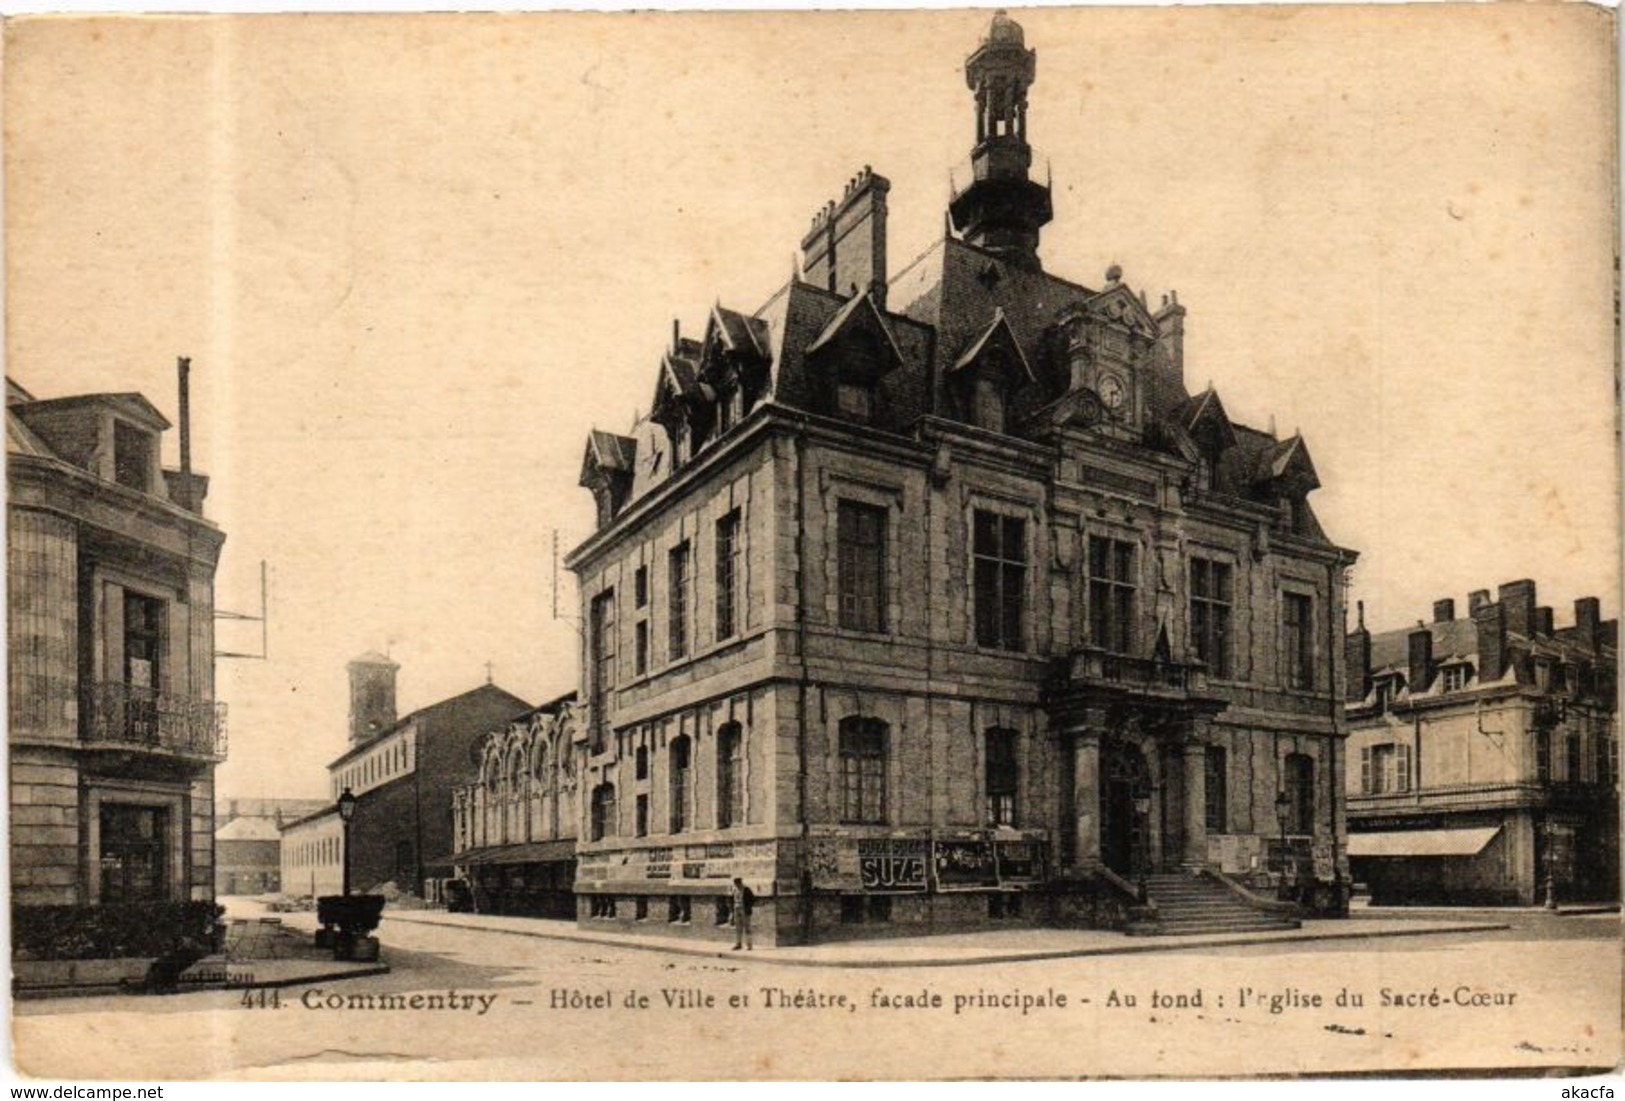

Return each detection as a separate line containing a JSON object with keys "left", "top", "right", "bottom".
{"left": 730, "top": 877, "right": 754, "bottom": 951}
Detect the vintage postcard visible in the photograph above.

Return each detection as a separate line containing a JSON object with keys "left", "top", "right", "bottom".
{"left": 5, "top": 5, "right": 1620, "bottom": 1082}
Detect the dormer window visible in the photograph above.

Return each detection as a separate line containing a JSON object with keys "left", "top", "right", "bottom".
{"left": 1373, "top": 674, "right": 1400, "bottom": 712}
{"left": 972, "top": 375, "right": 1006, "bottom": 433}
{"left": 837, "top": 380, "right": 875, "bottom": 423}
{"left": 1441, "top": 663, "right": 1472, "bottom": 692}
{"left": 113, "top": 421, "right": 154, "bottom": 493}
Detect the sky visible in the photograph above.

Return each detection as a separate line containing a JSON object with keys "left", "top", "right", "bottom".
{"left": 5, "top": 7, "right": 1617, "bottom": 800}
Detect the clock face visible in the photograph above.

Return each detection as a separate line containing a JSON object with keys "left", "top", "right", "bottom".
{"left": 1099, "top": 374, "right": 1126, "bottom": 410}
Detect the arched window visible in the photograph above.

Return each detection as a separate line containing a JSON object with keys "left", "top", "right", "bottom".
{"left": 590, "top": 782, "right": 617, "bottom": 842}
{"left": 838, "top": 717, "right": 888, "bottom": 824}
{"left": 985, "top": 728, "right": 1018, "bottom": 826}
{"left": 669, "top": 736, "right": 692, "bottom": 833}
{"left": 1284, "top": 753, "right": 1315, "bottom": 836}
{"left": 717, "top": 723, "right": 744, "bottom": 829}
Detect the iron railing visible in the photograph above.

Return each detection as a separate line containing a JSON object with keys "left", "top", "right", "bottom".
{"left": 1065, "top": 649, "right": 1204, "bottom": 693}
{"left": 83, "top": 681, "right": 227, "bottom": 761}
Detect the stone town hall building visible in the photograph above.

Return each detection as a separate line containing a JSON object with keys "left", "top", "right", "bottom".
{"left": 567, "top": 13, "right": 1358, "bottom": 944}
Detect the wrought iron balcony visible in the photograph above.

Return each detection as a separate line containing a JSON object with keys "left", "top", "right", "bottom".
{"left": 83, "top": 681, "right": 227, "bottom": 761}
{"left": 1059, "top": 648, "right": 1209, "bottom": 696}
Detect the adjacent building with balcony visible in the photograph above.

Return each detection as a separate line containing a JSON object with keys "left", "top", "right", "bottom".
{"left": 451, "top": 691, "right": 580, "bottom": 918}
{"left": 1344, "top": 582, "right": 1619, "bottom": 905}
{"left": 8, "top": 371, "right": 227, "bottom": 918}
{"left": 564, "top": 14, "right": 1357, "bottom": 944}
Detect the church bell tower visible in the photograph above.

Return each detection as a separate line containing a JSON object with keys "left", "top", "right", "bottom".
{"left": 949, "top": 10, "right": 1054, "bottom": 270}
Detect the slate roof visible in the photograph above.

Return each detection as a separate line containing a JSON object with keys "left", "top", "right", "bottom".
{"left": 216, "top": 816, "right": 284, "bottom": 842}
{"left": 327, "top": 682, "right": 534, "bottom": 768}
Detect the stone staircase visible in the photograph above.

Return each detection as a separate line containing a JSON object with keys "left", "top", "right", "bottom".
{"left": 1131, "top": 871, "right": 1300, "bottom": 936}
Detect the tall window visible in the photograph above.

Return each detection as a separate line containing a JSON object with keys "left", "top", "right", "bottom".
{"left": 1204, "top": 746, "right": 1227, "bottom": 832}
{"left": 634, "top": 565, "right": 648, "bottom": 609}
{"left": 1284, "top": 753, "right": 1314, "bottom": 835}
{"left": 717, "top": 722, "right": 744, "bottom": 829}
{"left": 1596, "top": 730, "right": 1616, "bottom": 788}
{"left": 715, "top": 511, "right": 741, "bottom": 642}
{"left": 113, "top": 421, "right": 154, "bottom": 492}
{"left": 1565, "top": 733, "right": 1582, "bottom": 783}
{"left": 1536, "top": 728, "right": 1552, "bottom": 782}
{"left": 972, "top": 375, "right": 1005, "bottom": 433}
{"left": 974, "top": 512, "right": 1026, "bottom": 651}
{"left": 1088, "top": 537, "right": 1136, "bottom": 654}
{"left": 634, "top": 621, "right": 649, "bottom": 676}
{"left": 837, "top": 501, "right": 887, "bottom": 633}
{"left": 838, "top": 717, "right": 888, "bottom": 824}
{"left": 669, "top": 735, "right": 692, "bottom": 833}
{"left": 99, "top": 804, "right": 168, "bottom": 903}
{"left": 668, "top": 542, "right": 690, "bottom": 660}
{"left": 1361, "top": 743, "right": 1411, "bottom": 794}
{"left": 837, "top": 381, "right": 875, "bottom": 423}
{"left": 635, "top": 793, "right": 649, "bottom": 838}
{"left": 1283, "top": 593, "right": 1315, "bottom": 690}
{"left": 123, "top": 592, "right": 164, "bottom": 691}
{"left": 985, "top": 728, "right": 1018, "bottom": 826}
{"left": 1190, "top": 559, "right": 1233, "bottom": 678}
{"left": 590, "top": 782, "right": 617, "bottom": 841}
{"left": 588, "top": 590, "right": 616, "bottom": 753}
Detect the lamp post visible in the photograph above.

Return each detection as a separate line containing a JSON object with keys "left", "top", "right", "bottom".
{"left": 1274, "top": 788, "right": 1293, "bottom": 902}
{"left": 1543, "top": 817, "right": 1559, "bottom": 911}
{"left": 337, "top": 787, "right": 358, "bottom": 897}
{"left": 1132, "top": 789, "right": 1152, "bottom": 903}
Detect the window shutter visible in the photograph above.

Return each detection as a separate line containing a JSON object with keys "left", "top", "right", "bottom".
{"left": 1360, "top": 746, "right": 1372, "bottom": 794}
{"left": 1396, "top": 744, "right": 1411, "bottom": 793}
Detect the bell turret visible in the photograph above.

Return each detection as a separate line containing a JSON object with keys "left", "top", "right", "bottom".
{"left": 948, "top": 10, "right": 1053, "bottom": 270}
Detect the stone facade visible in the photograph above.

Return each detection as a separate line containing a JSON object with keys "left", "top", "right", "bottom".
{"left": 566, "top": 14, "right": 1357, "bottom": 944}
{"left": 7, "top": 373, "right": 227, "bottom": 924}
{"left": 1345, "top": 583, "right": 1619, "bottom": 905}
{"left": 450, "top": 694, "right": 580, "bottom": 918}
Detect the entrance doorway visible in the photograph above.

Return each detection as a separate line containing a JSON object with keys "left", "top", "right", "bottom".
{"left": 1100, "top": 740, "right": 1150, "bottom": 876}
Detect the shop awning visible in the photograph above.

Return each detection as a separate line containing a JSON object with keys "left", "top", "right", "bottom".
{"left": 1347, "top": 826, "right": 1501, "bottom": 858}
{"left": 455, "top": 840, "right": 577, "bottom": 866}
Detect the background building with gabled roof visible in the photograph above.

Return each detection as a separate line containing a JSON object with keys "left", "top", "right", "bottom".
{"left": 326, "top": 653, "right": 531, "bottom": 899}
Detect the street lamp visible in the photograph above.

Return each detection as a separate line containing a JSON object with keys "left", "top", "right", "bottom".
{"left": 1543, "top": 817, "right": 1559, "bottom": 911}
{"left": 337, "top": 787, "right": 358, "bottom": 897}
{"left": 1274, "top": 788, "right": 1293, "bottom": 901}
{"left": 1132, "top": 789, "right": 1152, "bottom": 903}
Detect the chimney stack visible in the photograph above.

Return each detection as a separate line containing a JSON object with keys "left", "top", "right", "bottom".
{"left": 1408, "top": 625, "right": 1435, "bottom": 694}
{"left": 1575, "top": 597, "right": 1601, "bottom": 644}
{"left": 800, "top": 167, "right": 891, "bottom": 307}
{"left": 1468, "top": 589, "right": 1493, "bottom": 615}
{"left": 1433, "top": 598, "right": 1456, "bottom": 623}
{"left": 1499, "top": 579, "right": 1537, "bottom": 638}
{"left": 1534, "top": 606, "right": 1554, "bottom": 637}
{"left": 1344, "top": 600, "right": 1372, "bottom": 702}
{"left": 1474, "top": 599, "right": 1507, "bottom": 684}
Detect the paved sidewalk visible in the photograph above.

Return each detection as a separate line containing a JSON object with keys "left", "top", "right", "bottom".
{"left": 364, "top": 908, "right": 1509, "bottom": 969}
